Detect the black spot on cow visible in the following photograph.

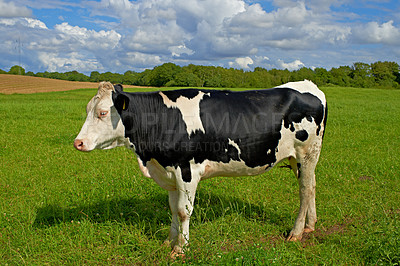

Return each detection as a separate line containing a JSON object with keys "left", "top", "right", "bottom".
{"left": 295, "top": 130, "right": 309, "bottom": 142}
{"left": 180, "top": 163, "right": 192, "bottom": 183}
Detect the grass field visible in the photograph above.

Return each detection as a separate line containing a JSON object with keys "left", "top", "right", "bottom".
{"left": 1, "top": 85, "right": 399, "bottom": 264}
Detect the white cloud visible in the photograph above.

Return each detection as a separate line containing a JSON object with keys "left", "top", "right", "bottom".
{"left": 229, "top": 57, "right": 254, "bottom": 69}
{"left": 0, "top": 17, "right": 47, "bottom": 29}
{"left": 54, "top": 22, "right": 121, "bottom": 50}
{"left": 118, "top": 52, "right": 162, "bottom": 69}
{"left": 0, "top": 17, "right": 123, "bottom": 73}
{"left": 226, "top": 1, "right": 351, "bottom": 52}
{"left": 228, "top": 4, "right": 273, "bottom": 32}
{"left": 37, "top": 52, "right": 103, "bottom": 72}
{"left": 88, "top": 0, "right": 249, "bottom": 59}
{"left": 352, "top": 20, "right": 400, "bottom": 45}
{"left": 273, "top": 2, "right": 308, "bottom": 27}
{"left": 169, "top": 45, "right": 194, "bottom": 57}
{"left": 0, "top": 0, "right": 32, "bottom": 18}
{"left": 121, "top": 21, "right": 187, "bottom": 54}
{"left": 25, "top": 18, "right": 48, "bottom": 29}
{"left": 277, "top": 59, "right": 305, "bottom": 70}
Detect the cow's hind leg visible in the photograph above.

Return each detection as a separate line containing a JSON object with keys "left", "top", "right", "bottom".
{"left": 288, "top": 156, "right": 316, "bottom": 234}
{"left": 287, "top": 148, "right": 320, "bottom": 241}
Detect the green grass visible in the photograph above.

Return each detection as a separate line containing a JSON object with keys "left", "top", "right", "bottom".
{"left": 1, "top": 86, "right": 399, "bottom": 264}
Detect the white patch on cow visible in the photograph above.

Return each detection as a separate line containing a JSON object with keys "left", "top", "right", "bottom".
{"left": 189, "top": 158, "right": 205, "bottom": 182}
{"left": 137, "top": 157, "right": 151, "bottom": 178}
{"left": 125, "top": 139, "right": 136, "bottom": 151}
{"left": 275, "top": 121, "right": 296, "bottom": 163}
{"left": 275, "top": 116, "right": 323, "bottom": 163}
{"left": 159, "top": 91, "right": 210, "bottom": 137}
{"left": 138, "top": 157, "right": 177, "bottom": 191}
{"left": 228, "top": 138, "right": 241, "bottom": 157}
{"left": 201, "top": 159, "right": 266, "bottom": 180}
{"left": 275, "top": 80, "right": 326, "bottom": 105}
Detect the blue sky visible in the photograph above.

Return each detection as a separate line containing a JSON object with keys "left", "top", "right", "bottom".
{"left": 0, "top": 0, "right": 399, "bottom": 74}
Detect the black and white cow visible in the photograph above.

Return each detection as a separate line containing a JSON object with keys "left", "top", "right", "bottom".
{"left": 74, "top": 80, "right": 327, "bottom": 256}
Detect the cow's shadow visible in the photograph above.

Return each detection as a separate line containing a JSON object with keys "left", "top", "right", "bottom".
{"left": 33, "top": 188, "right": 292, "bottom": 239}
{"left": 34, "top": 192, "right": 171, "bottom": 230}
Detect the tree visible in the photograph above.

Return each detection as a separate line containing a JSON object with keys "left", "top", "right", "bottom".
{"left": 202, "top": 66, "right": 223, "bottom": 87}
{"left": 269, "top": 69, "right": 291, "bottom": 86}
{"left": 329, "top": 66, "right": 352, "bottom": 87}
{"left": 98, "top": 72, "right": 123, "bottom": 84}
{"left": 254, "top": 67, "right": 267, "bottom": 72}
{"left": 137, "top": 69, "right": 153, "bottom": 86}
{"left": 49, "top": 72, "right": 67, "bottom": 80}
{"left": 371, "top": 61, "right": 400, "bottom": 88}
{"left": 169, "top": 71, "right": 202, "bottom": 87}
{"left": 351, "top": 62, "right": 374, "bottom": 88}
{"left": 123, "top": 71, "right": 139, "bottom": 85}
{"left": 148, "top": 63, "right": 182, "bottom": 86}
{"left": 90, "top": 71, "right": 101, "bottom": 82}
{"left": 291, "top": 67, "right": 315, "bottom": 82}
{"left": 64, "top": 71, "right": 89, "bottom": 82}
{"left": 190, "top": 65, "right": 211, "bottom": 87}
{"left": 314, "top": 67, "right": 331, "bottom": 86}
{"left": 3, "top": 61, "right": 400, "bottom": 89}
{"left": 8, "top": 65, "right": 25, "bottom": 75}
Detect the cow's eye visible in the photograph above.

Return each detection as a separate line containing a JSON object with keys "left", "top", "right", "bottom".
{"left": 99, "top": 111, "right": 108, "bottom": 118}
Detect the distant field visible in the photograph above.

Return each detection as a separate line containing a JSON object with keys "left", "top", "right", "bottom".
{"left": 0, "top": 74, "right": 145, "bottom": 94}
{"left": 0, "top": 86, "right": 399, "bottom": 264}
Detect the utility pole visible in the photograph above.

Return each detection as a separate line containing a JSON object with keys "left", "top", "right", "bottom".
{"left": 15, "top": 36, "right": 22, "bottom": 74}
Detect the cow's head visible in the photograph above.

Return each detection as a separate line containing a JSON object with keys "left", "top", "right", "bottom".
{"left": 74, "top": 82, "right": 127, "bottom": 152}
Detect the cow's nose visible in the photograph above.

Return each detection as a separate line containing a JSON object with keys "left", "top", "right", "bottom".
{"left": 74, "top": 139, "right": 85, "bottom": 151}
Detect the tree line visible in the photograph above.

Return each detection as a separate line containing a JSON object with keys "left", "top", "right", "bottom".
{"left": 2, "top": 61, "right": 399, "bottom": 89}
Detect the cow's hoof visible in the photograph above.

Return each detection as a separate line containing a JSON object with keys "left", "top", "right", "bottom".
{"left": 303, "top": 227, "right": 314, "bottom": 234}
{"left": 286, "top": 232, "right": 302, "bottom": 241}
{"left": 170, "top": 248, "right": 185, "bottom": 260}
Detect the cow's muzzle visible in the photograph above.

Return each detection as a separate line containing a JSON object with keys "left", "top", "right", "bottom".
{"left": 74, "top": 139, "right": 88, "bottom": 152}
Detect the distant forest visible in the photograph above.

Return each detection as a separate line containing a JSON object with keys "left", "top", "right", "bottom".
{"left": 2, "top": 61, "right": 400, "bottom": 89}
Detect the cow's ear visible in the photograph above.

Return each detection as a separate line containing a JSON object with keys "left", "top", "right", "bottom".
{"left": 113, "top": 93, "right": 130, "bottom": 113}
{"left": 114, "top": 84, "right": 124, "bottom": 93}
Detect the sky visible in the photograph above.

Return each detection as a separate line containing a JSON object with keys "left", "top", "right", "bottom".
{"left": 0, "top": 0, "right": 399, "bottom": 74}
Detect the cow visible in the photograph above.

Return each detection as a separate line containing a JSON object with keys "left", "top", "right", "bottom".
{"left": 74, "top": 80, "right": 327, "bottom": 257}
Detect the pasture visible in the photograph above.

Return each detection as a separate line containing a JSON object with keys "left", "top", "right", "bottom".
{"left": 0, "top": 85, "right": 399, "bottom": 264}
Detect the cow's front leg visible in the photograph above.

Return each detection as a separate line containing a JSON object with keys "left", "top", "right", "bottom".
{"left": 168, "top": 176, "right": 198, "bottom": 258}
